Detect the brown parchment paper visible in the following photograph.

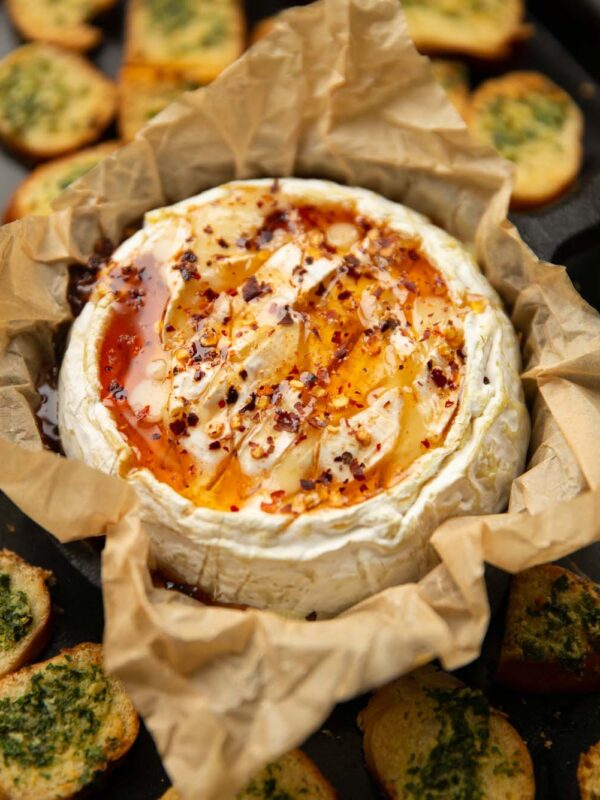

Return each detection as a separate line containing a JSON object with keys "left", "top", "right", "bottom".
{"left": 2, "top": 0, "right": 600, "bottom": 797}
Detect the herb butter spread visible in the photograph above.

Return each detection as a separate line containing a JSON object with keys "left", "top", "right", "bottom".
{"left": 59, "top": 179, "right": 529, "bottom": 615}
{"left": 0, "top": 645, "right": 138, "bottom": 799}
{"left": 359, "top": 666, "right": 533, "bottom": 800}
{"left": 405, "top": 687, "right": 522, "bottom": 799}
{"left": 516, "top": 572, "right": 600, "bottom": 673}
{"left": 468, "top": 72, "right": 583, "bottom": 207}
{"left": 0, "top": 660, "right": 111, "bottom": 770}
{"left": 127, "top": 0, "right": 243, "bottom": 82}
{"left": 0, "top": 574, "right": 33, "bottom": 653}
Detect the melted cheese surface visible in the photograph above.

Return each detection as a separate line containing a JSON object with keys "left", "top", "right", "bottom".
{"left": 96, "top": 183, "right": 479, "bottom": 514}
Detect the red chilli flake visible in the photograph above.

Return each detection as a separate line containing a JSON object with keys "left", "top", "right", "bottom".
{"left": 209, "top": 441, "right": 221, "bottom": 450}
{"left": 230, "top": 505, "right": 239, "bottom": 512}
{"left": 226, "top": 386, "right": 239, "bottom": 405}
{"left": 430, "top": 368, "right": 447, "bottom": 389}
{"left": 274, "top": 410, "right": 300, "bottom": 433}
{"left": 169, "top": 419, "right": 187, "bottom": 436}
{"left": 350, "top": 458, "right": 366, "bottom": 481}
{"left": 278, "top": 307, "right": 294, "bottom": 326}
{"left": 421, "top": 439, "right": 431, "bottom": 449}
{"left": 242, "top": 275, "right": 271, "bottom": 303}
{"left": 108, "top": 380, "right": 127, "bottom": 400}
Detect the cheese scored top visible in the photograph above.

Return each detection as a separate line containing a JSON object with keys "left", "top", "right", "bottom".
{"left": 59, "top": 179, "right": 529, "bottom": 614}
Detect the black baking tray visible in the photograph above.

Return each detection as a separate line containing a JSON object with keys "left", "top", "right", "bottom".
{"left": 2, "top": 1, "right": 600, "bottom": 798}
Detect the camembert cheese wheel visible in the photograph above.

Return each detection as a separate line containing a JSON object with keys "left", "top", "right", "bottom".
{"left": 59, "top": 179, "right": 529, "bottom": 615}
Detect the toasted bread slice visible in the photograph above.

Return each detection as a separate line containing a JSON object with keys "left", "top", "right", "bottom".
{"left": 0, "top": 550, "right": 52, "bottom": 679}
{"left": 4, "top": 140, "right": 121, "bottom": 222}
{"left": 431, "top": 59, "right": 469, "bottom": 118}
{"left": 160, "top": 749, "right": 336, "bottom": 799}
{"left": 467, "top": 71, "right": 584, "bottom": 208}
{"left": 238, "top": 749, "right": 336, "bottom": 799}
{"left": 125, "top": 0, "right": 245, "bottom": 84}
{"left": 6, "top": 0, "right": 118, "bottom": 52}
{"left": 118, "top": 64, "right": 203, "bottom": 141}
{"left": 358, "top": 665, "right": 534, "bottom": 799}
{"left": 0, "top": 643, "right": 139, "bottom": 800}
{"left": 497, "top": 564, "right": 600, "bottom": 693}
{"left": 578, "top": 740, "right": 600, "bottom": 800}
{"left": 0, "top": 44, "right": 117, "bottom": 160}
{"left": 403, "top": 0, "right": 528, "bottom": 59}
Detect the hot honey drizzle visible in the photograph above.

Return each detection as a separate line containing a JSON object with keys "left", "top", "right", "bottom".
{"left": 98, "top": 187, "right": 474, "bottom": 514}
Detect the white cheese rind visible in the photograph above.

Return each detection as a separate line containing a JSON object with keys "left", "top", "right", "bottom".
{"left": 58, "top": 179, "right": 529, "bottom": 616}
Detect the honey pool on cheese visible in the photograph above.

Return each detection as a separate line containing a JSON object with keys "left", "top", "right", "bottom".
{"left": 59, "top": 179, "right": 529, "bottom": 615}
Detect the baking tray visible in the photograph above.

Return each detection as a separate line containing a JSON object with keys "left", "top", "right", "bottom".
{"left": 2, "top": 1, "right": 600, "bottom": 798}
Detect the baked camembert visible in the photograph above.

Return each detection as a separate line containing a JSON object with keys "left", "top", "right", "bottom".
{"left": 59, "top": 179, "right": 529, "bottom": 615}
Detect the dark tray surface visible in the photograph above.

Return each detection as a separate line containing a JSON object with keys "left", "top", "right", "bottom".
{"left": 2, "top": 1, "right": 600, "bottom": 798}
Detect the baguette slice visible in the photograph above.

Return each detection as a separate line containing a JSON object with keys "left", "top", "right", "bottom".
{"left": 358, "top": 665, "right": 534, "bottom": 799}
{"left": 497, "top": 564, "right": 600, "bottom": 693}
{"left": 4, "top": 141, "right": 121, "bottom": 222}
{"left": 0, "top": 44, "right": 117, "bottom": 160}
{"left": 467, "top": 71, "right": 584, "bottom": 208}
{"left": 7, "top": 0, "right": 118, "bottom": 52}
{"left": 125, "top": 0, "right": 245, "bottom": 84}
{"left": 118, "top": 64, "right": 203, "bottom": 141}
{"left": 238, "top": 749, "right": 336, "bottom": 799}
{"left": 431, "top": 59, "right": 469, "bottom": 119}
{"left": 0, "top": 643, "right": 139, "bottom": 800}
{"left": 403, "top": 0, "right": 528, "bottom": 59}
{"left": 578, "top": 740, "right": 600, "bottom": 800}
{"left": 0, "top": 550, "right": 52, "bottom": 679}
{"left": 160, "top": 748, "right": 336, "bottom": 799}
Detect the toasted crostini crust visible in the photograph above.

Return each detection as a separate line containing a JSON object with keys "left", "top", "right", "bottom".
{"left": 0, "top": 550, "right": 52, "bottom": 679}
{"left": 0, "top": 643, "right": 139, "bottom": 800}
{"left": 497, "top": 564, "right": 600, "bottom": 693}
{"left": 0, "top": 44, "right": 117, "bottom": 160}
{"left": 6, "top": 0, "right": 118, "bottom": 52}
{"left": 4, "top": 141, "right": 121, "bottom": 222}
{"left": 467, "top": 71, "right": 583, "bottom": 208}
{"left": 358, "top": 665, "right": 535, "bottom": 799}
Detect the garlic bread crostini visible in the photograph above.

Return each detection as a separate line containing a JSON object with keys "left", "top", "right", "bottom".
{"left": 497, "top": 564, "right": 600, "bottom": 693}
{"left": 403, "top": 0, "right": 528, "bottom": 60}
{"left": 160, "top": 748, "right": 337, "bottom": 800}
{"left": 467, "top": 71, "right": 583, "bottom": 207}
{"left": 0, "top": 643, "right": 139, "bottom": 800}
{"left": 6, "top": 0, "right": 118, "bottom": 52}
{"left": 358, "top": 665, "right": 535, "bottom": 799}
{"left": 118, "top": 64, "right": 202, "bottom": 141}
{"left": 0, "top": 550, "right": 52, "bottom": 679}
{"left": 431, "top": 59, "right": 469, "bottom": 119}
{"left": 238, "top": 749, "right": 337, "bottom": 799}
{"left": 0, "top": 44, "right": 117, "bottom": 160}
{"left": 125, "top": 0, "right": 245, "bottom": 84}
{"left": 4, "top": 140, "right": 121, "bottom": 221}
